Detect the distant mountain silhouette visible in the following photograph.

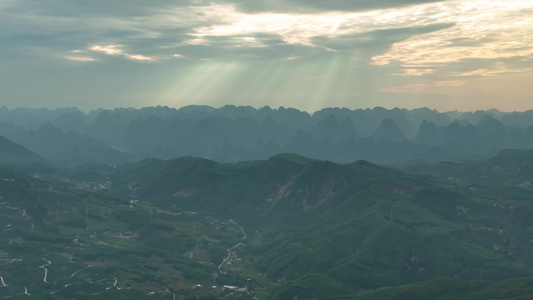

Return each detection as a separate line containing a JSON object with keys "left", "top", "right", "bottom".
{"left": 373, "top": 118, "right": 406, "bottom": 142}
{"left": 2, "top": 105, "right": 533, "bottom": 166}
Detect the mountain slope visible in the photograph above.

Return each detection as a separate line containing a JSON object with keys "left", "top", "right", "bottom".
{"left": 2, "top": 150, "right": 533, "bottom": 298}
{"left": 108, "top": 152, "right": 533, "bottom": 298}
{"left": 0, "top": 135, "right": 44, "bottom": 164}
{"left": 0, "top": 165, "right": 251, "bottom": 299}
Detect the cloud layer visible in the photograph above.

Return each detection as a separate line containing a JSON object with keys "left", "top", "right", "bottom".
{"left": 1, "top": 0, "right": 532, "bottom": 112}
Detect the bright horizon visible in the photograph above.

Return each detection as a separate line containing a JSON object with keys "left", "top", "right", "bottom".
{"left": 1, "top": 0, "right": 532, "bottom": 113}
{"left": 0, "top": 103, "right": 521, "bottom": 116}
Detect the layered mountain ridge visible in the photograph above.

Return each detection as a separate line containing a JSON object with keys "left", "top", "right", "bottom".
{"left": 2, "top": 106, "right": 533, "bottom": 298}
{"left": 2, "top": 105, "right": 533, "bottom": 166}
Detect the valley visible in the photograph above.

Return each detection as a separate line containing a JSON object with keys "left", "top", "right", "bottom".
{"left": 2, "top": 146, "right": 533, "bottom": 298}
{"left": 0, "top": 171, "right": 257, "bottom": 299}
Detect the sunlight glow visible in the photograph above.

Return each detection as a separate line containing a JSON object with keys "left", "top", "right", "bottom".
{"left": 458, "top": 63, "right": 533, "bottom": 77}
{"left": 125, "top": 54, "right": 152, "bottom": 61}
{"left": 394, "top": 68, "right": 435, "bottom": 76}
{"left": 89, "top": 44, "right": 153, "bottom": 62}
{"left": 162, "top": 61, "right": 245, "bottom": 108}
{"left": 371, "top": 0, "right": 533, "bottom": 74}
{"left": 382, "top": 80, "right": 466, "bottom": 94}
{"left": 65, "top": 56, "right": 97, "bottom": 62}
{"left": 175, "top": 0, "right": 532, "bottom": 78}
{"left": 90, "top": 45, "right": 123, "bottom": 56}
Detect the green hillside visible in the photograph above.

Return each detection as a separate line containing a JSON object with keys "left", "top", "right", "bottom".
{"left": 351, "top": 277, "right": 533, "bottom": 300}
{"left": 105, "top": 152, "right": 533, "bottom": 299}
{"left": 2, "top": 150, "right": 533, "bottom": 299}
{"left": 0, "top": 166, "right": 252, "bottom": 299}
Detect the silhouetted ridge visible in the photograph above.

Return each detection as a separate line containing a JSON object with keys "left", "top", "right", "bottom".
{"left": 487, "top": 148, "right": 533, "bottom": 168}
{"left": 266, "top": 153, "right": 315, "bottom": 165}
{"left": 373, "top": 118, "right": 406, "bottom": 142}
{"left": 413, "top": 120, "right": 441, "bottom": 145}
{"left": 3, "top": 106, "right": 533, "bottom": 166}
{"left": 0, "top": 135, "right": 43, "bottom": 164}
{"left": 0, "top": 135, "right": 33, "bottom": 155}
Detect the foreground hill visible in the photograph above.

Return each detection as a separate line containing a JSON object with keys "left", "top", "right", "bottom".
{"left": 107, "top": 152, "right": 533, "bottom": 299}
{"left": 2, "top": 149, "right": 533, "bottom": 298}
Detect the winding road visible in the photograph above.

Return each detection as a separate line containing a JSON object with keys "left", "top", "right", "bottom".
{"left": 147, "top": 281, "right": 176, "bottom": 300}
{"left": 240, "top": 226, "right": 247, "bottom": 240}
{"left": 223, "top": 225, "right": 262, "bottom": 300}
{"left": 218, "top": 225, "right": 248, "bottom": 274}
{"left": 66, "top": 264, "right": 91, "bottom": 279}
{"left": 218, "top": 242, "right": 245, "bottom": 274}
{"left": 39, "top": 258, "right": 51, "bottom": 283}
{"left": 0, "top": 203, "right": 33, "bottom": 231}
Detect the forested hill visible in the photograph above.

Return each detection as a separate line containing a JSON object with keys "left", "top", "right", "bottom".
{"left": 2, "top": 105, "right": 533, "bottom": 166}
{"left": 107, "top": 150, "right": 533, "bottom": 298}
{"left": 2, "top": 147, "right": 533, "bottom": 298}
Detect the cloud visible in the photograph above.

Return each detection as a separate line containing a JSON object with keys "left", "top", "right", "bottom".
{"left": 3, "top": 0, "right": 531, "bottom": 70}
{"left": 311, "top": 24, "right": 454, "bottom": 55}
{"left": 65, "top": 56, "right": 97, "bottom": 62}
{"left": 3, "top": 0, "right": 456, "bottom": 61}
{"left": 395, "top": 68, "right": 435, "bottom": 76}
{"left": 371, "top": 0, "right": 533, "bottom": 75}
{"left": 90, "top": 45, "right": 123, "bottom": 56}
{"left": 184, "top": 4, "right": 455, "bottom": 47}
{"left": 174, "top": 0, "right": 533, "bottom": 80}
{"left": 1, "top": 0, "right": 533, "bottom": 112}
{"left": 457, "top": 62, "right": 533, "bottom": 77}
{"left": 382, "top": 80, "right": 466, "bottom": 94}
{"left": 125, "top": 54, "right": 152, "bottom": 61}
{"left": 223, "top": 0, "right": 444, "bottom": 13}
{"left": 89, "top": 44, "right": 153, "bottom": 61}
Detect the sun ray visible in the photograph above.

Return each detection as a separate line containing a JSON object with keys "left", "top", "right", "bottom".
{"left": 161, "top": 61, "right": 244, "bottom": 108}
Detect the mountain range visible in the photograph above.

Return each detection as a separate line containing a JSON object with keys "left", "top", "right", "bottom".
{"left": 2, "top": 105, "right": 533, "bottom": 166}
{"left": 2, "top": 105, "right": 533, "bottom": 298}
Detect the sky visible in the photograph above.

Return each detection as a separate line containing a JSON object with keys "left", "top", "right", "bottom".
{"left": 1, "top": 0, "right": 533, "bottom": 113}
